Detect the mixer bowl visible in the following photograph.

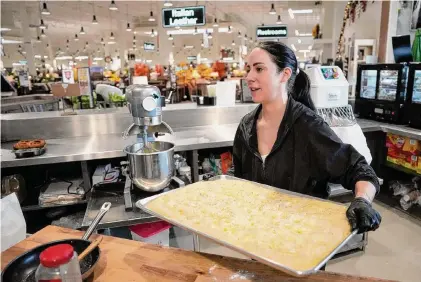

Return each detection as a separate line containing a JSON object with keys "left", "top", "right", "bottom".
{"left": 124, "top": 141, "right": 175, "bottom": 192}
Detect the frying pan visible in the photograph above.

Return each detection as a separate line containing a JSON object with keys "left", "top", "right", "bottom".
{"left": 2, "top": 202, "right": 111, "bottom": 282}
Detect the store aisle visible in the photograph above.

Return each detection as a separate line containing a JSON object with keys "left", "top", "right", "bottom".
{"left": 327, "top": 202, "right": 421, "bottom": 282}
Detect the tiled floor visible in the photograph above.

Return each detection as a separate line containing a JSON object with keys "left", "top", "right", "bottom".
{"left": 327, "top": 202, "right": 421, "bottom": 282}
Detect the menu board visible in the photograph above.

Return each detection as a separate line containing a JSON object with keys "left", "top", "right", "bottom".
{"left": 378, "top": 70, "right": 398, "bottom": 101}
{"left": 360, "top": 70, "right": 377, "bottom": 99}
{"left": 320, "top": 67, "right": 340, "bottom": 80}
{"left": 413, "top": 70, "right": 421, "bottom": 104}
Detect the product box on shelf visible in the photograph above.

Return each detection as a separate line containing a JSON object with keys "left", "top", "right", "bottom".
{"left": 386, "top": 133, "right": 421, "bottom": 174}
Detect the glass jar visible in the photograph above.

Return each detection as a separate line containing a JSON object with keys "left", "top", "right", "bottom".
{"left": 35, "top": 243, "right": 82, "bottom": 282}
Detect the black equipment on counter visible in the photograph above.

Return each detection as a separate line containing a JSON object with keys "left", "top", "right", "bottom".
{"left": 355, "top": 63, "right": 408, "bottom": 124}
{"left": 406, "top": 63, "right": 421, "bottom": 129}
{"left": 197, "top": 96, "right": 216, "bottom": 106}
{"left": 392, "top": 35, "right": 413, "bottom": 64}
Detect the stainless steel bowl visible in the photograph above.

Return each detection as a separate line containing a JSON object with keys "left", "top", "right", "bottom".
{"left": 124, "top": 141, "right": 175, "bottom": 192}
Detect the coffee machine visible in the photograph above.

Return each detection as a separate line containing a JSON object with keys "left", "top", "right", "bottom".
{"left": 122, "top": 85, "right": 184, "bottom": 210}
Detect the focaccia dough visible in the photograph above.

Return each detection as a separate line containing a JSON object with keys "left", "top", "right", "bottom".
{"left": 146, "top": 179, "right": 351, "bottom": 271}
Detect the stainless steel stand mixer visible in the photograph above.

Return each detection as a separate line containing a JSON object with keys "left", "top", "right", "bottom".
{"left": 122, "top": 85, "right": 184, "bottom": 210}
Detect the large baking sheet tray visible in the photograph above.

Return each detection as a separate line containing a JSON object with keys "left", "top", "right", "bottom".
{"left": 136, "top": 175, "right": 357, "bottom": 277}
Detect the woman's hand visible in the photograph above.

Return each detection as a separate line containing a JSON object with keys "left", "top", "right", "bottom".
{"left": 346, "top": 197, "right": 382, "bottom": 233}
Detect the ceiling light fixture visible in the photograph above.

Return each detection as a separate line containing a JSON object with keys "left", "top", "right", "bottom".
{"left": 194, "top": 27, "right": 198, "bottom": 35}
{"left": 164, "top": 0, "right": 173, "bottom": 7}
{"left": 126, "top": 23, "right": 132, "bottom": 31}
{"left": 149, "top": 11, "right": 155, "bottom": 22}
{"left": 80, "top": 26, "right": 86, "bottom": 35}
{"left": 228, "top": 26, "right": 232, "bottom": 33}
{"left": 41, "top": 1, "right": 50, "bottom": 15}
{"left": 168, "top": 34, "right": 173, "bottom": 40}
{"left": 172, "top": 42, "right": 175, "bottom": 47}
{"left": 74, "top": 34, "right": 79, "bottom": 41}
{"left": 110, "top": 32, "right": 115, "bottom": 40}
{"left": 208, "top": 32, "right": 213, "bottom": 39}
{"left": 295, "top": 29, "right": 299, "bottom": 36}
{"left": 237, "top": 31, "right": 241, "bottom": 38}
{"left": 40, "top": 29, "right": 47, "bottom": 38}
{"left": 109, "top": 0, "right": 118, "bottom": 11}
{"left": 288, "top": 8, "right": 295, "bottom": 19}
{"left": 133, "top": 35, "right": 136, "bottom": 42}
{"left": 39, "top": 19, "right": 46, "bottom": 29}
{"left": 151, "top": 29, "right": 155, "bottom": 37}
{"left": 92, "top": 15, "right": 98, "bottom": 24}
{"left": 269, "top": 3, "right": 276, "bottom": 15}
{"left": 213, "top": 18, "right": 218, "bottom": 27}
{"left": 232, "top": 40, "right": 235, "bottom": 46}
{"left": 292, "top": 9, "right": 313, "bottom": 14}
{"left": 36, "top": 36, "right": 41, "bottom": 43}
{"left": 244, "top": 34, "right": 248, "bottom": 41}
{"left": 309, "top": 45, "right": 313, "bottom": 50}
{"left": 276, "top": 15, "right": 282, "bottom": 24}
{"left": 298, "top": 39, "right": 302, "bottom": 43}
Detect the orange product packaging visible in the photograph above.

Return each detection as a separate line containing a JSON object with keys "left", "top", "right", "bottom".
{"left": 220, "top": 152, "right": 233, "bottom": 174}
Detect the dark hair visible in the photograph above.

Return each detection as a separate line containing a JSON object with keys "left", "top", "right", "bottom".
{"left": 257, "top": 41, "right": 315, "bottom": 111}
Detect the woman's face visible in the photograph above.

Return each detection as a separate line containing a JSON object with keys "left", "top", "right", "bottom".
{"left": 245, "top": 48, "right": 290, "bottom": 104}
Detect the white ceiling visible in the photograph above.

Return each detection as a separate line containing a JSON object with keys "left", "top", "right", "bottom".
{"left": 1, "top": 1, "right": 325, "bottom": 63}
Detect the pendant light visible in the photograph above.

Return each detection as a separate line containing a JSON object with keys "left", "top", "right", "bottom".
{"left": 101, "top": 37, "right": 104, "bottom": 44}
{"left": 232, "top": 40, "right": 235, "bottom": 46}
{"left": 125, "top": 5, "right": 131, "bottom": 31}
{"left": 80, "top": 26, "right": 86, "bottom": 35}
{"left": 207, "top": 32, "right": 213, "bottom": 39}
{"left": 110, "top": 32, "right": 115, "bottom": 40}
{"left": 74, "top": 34, "right": 79, "bottom": 41}
{"left": 172, "top": 42, "right": 175, "bottom": 48}
{"left": 276, "top": 15, "right": 282, "bottom": 24}
{"left": 269, "top": 3, "right": 276, "bottom": 15}
{"left": 133, "top": 35, "right": 136, "bottom": 42}
{"left": 213, "top": 18, "right": 218, "bottom": 27}
{"left": 244, "top": 34, "right": 248, "bottom": 41}
{"left": 40, "top": 29, "right": 46, "bottom": 37}
{"left": 36, "top": 36, "right": 41, "bottom": 43}
{"left": 164, "top": 1, "right": 173, "bottom": 7}
{"left": 151, "top": 29, "right": 155, "bottom": 37}
{"left": 41, "top": 1, "right": 50, "bottom": 15}
{"left": 149, "top": 11, "right": 155, "bottom": 22}
{"left": 237, "top": 31, "right": 241, "bottom": 38}
{"left": 168, "top": 34, "right": 173, "bottom": 40}
{"left": 39, "top": 19, "right": 46, "bottom": 29}
{"left": 92, "top": 2, "right": 98, "bottom": 24}
{"left": 228, "top": 26, "right": 232, "bottom": 33}
{"left": 109, "top": 0, "right": 118, "bottom": 11}
{"left": 85, "top": 41, "right": 89, "bottom": 48}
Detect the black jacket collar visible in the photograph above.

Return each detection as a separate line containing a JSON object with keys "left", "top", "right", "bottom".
{"left": 240, "top": 98, "right": 307, "bottom": 147}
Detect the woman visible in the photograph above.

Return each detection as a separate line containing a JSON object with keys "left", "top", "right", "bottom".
{"left": 232, "top": 41, "right": 381, "bottom": 235}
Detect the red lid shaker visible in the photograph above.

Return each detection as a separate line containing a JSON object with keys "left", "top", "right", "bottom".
{"left": 39, "top": 244, "right": 74, "bottom": 268}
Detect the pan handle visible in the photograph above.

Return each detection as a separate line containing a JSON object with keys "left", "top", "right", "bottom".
{"left": 82, "top": 202, "right": 111, "bottom": 240}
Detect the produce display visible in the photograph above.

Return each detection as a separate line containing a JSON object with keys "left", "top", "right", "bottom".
{"left": 145, "top": 179, "right": 351, "bottom": 271}
{"left": 108, "top": 93, "right": 126, "bottom": 103}
{"left": 134, "top": 63, "right": 150, "bottom": 77}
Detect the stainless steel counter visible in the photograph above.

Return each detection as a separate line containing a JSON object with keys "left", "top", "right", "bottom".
{"left": 1, "top": 124, "right": 238, "bottom": 168}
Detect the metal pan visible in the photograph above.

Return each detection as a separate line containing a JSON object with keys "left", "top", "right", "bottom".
{"left": 135, "top": 176, "right": 357, "bottom": 277}
{"left": 2, "top": 202, "right": 111, "bottom": 282}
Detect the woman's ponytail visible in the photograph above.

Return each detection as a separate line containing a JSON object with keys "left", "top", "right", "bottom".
{"left": 291, "top": 69, "right": 315, "bottom": 111}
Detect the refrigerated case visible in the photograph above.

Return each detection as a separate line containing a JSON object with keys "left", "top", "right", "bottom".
{"left": 355, "top": 64, "right": 408, "bottom": 123}
{"left": 406, "top": 63, "right": 421, "bottom": 129}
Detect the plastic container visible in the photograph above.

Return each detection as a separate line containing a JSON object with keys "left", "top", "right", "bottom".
{"left": 35, "top": 244, "right": 82, "bottom": 282}
{"left": 0, "top": 193, "right": 26, "bottom": 252}
{"left": 129, "top": 221, "right": 171, "bottom": 246}
{"left": 179, "top": 166, "right": 192, "bottom": 182}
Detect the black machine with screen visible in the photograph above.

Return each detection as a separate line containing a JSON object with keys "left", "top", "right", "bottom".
{"left": 406, "top": 63, "right": 421, "bottom": 129}
{"left": 355, "top": 63, "right": 408, "bottom": 124}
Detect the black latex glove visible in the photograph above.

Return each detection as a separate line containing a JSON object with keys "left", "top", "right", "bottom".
{"left": 346, "top": 197, "right": 381, "bottom": 234}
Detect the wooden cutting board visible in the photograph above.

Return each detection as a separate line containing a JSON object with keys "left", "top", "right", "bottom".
{"left": 1, "top": 225, "right": 394, "bottom": 282}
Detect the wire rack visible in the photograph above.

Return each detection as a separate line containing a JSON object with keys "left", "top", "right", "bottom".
{"left": 316, "top": 105, "right": 357, "bottom": 127}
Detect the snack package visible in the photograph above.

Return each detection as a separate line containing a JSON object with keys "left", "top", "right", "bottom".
{"left": 220, "top": 152, "right": 233, "bottom": 174}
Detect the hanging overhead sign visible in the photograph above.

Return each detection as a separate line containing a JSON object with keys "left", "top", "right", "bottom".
{"left": 144, "top": 42, "right": 155, "bottom": 51}
{"left": 162, "top": 6, "right": 206, "bottom": 28}
{"left": 256, "top": 25, "right": 288, "bottom": 39}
